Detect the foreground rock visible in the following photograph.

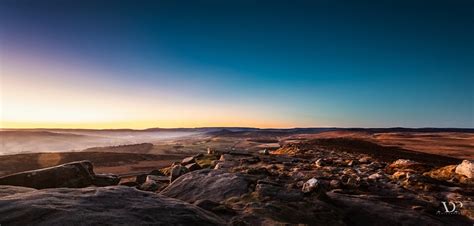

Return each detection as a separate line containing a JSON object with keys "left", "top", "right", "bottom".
{"left": 161, "top": 169, "right": 250, "bottom": 203}
{"left": 326, "top": 192, "right": 470, "bottom": 225}
{"left": 0, "top": 186, "right": 224, "bottom": 225}
{"left": 0, "top": 161, "right": 119, "bottom": 189}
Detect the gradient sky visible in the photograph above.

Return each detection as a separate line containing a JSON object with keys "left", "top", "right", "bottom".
{"left": 1, "top": 0, "right": 473, "bottom": 129}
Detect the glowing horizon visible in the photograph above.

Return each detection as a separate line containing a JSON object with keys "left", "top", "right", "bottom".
{"left": 1, "top": 1, "right": 473, "bottom": 129}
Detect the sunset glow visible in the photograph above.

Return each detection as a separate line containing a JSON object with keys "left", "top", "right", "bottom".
{"left": 1, "top": 1, "right": 472, "bottom": 129}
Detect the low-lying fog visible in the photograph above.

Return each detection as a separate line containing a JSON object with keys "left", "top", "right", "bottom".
{"left": 0, "top": 130, "right": 202, "bottom": 155}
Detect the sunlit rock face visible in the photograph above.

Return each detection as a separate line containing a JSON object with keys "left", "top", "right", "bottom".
{"left": 455, "top": 160, "right": 474, "bottom": 179}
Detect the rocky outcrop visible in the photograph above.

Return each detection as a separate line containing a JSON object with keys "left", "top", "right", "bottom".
{"left": 455, "top": 160, "right": 473, "bottom": 179}
{"left": 0, "top": 186, "right": 224, "bottom": 225}
{"left": 0, "top": 161, "right": 118, "bottom": 189}
{"left": 170, "top": 164, "right": 189, "bottom": 182}
{"left": 423, "top": 165, "right": 457, "bottom": 181}
{"left": 1, "top": 139, "right": 472, "bottom": 225}
{"left": 385, "top": 159, "right": 432, "bottom": 174}
{"left": 161, "top": 169, "right": 250, "bottom": 203}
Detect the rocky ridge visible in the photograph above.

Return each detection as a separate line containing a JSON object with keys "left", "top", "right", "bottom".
{"left": 0, "top": 139, "right": 473, "bottom": 225}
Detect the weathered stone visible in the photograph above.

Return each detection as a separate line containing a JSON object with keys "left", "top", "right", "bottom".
{"left": 213, "top": 161, "right": 237, "bottom": 170}
{"left": 423, "top": 165, "right": 457, "bottom": 181}
{"left": 186, "top": 163, "right": 202, "bottom": 171}
{"left": 302, "top": 178, "right": 320, "bottom": 194}
{"left": 347, "top": 160, "right": 356, "bottom": 167}
{"left": 182, "top": 156, "right": 196, "bottom": 165}
{"left": 368, "top": 173, "right": 383, "bottom": 180}
{"left": 385, "top": 159, "right": 432, "bottom": 174}
{"left": 0, "top": 186, "right": 225, "bottom": 225}
{"left": 392, "top": 171, "right": 409, "bottom": 180}
{"left": 92, "top": 174, "right": 120, "bottom": 186}
{"left": 138, "top": 175, "right": 169, "bottom": 191}
{"left": 146, "top": 175, "right": 170, "bottom": 183}
{"left": 314, "top": 158, "right": 327, "bottom": 167}
{"left": 170, "top": 165, "right": 190, "bottom": 182}
{"left": 455, "top": 160, "right": 473, "bottom": 179}
{"left": 138, "top": 180, "right": 161, "bottom": 192}
{"left": 161, "top": 169, "right": 250, "bottom": 203}
{"left": 0, "top": 161, "right": 95, "bottom": 189}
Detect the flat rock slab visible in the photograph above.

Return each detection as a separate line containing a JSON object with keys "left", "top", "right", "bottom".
{"left": 0, "top": 161, "right": 95, "bottom": 189}
{"left": 0, "top": 161, "right": 120, "bottom": 189}
{"left": 0, "top": 186, "right": 224, "bottom": 225}
{"left": 161, "top": 169, "right": 250, "bottom": 203}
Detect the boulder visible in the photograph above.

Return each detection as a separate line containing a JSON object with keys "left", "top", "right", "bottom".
{"left": 138, "top": 175, "right": 169, "bottom": 192}
{"left": 0, "top": 186, "right": 225, "bottom": 225}
{"left": 161, "top": 169, "right": 250, "bottom": 203}
{"left": 182, "top": 156, "right": 196, "bottom": 165}
{"left": 186, "top": 163, "right": 202, "bottom": 172}
{"left": 423, "top": 165, "right": 457, "bottom": 181}
{"left": 368, "top": 173, "right": 383, "bottom": 180}
{"left": 0, "top": 161, "right": 95, "bottom": 189}
{"left": 213, "top": 161, "right": 238, "bottom": 170}
{"left": 455, "top": 160, "right": 473, "bottom": 179}
{"left": 147, "top": 175, "right": 170, "bottom": 183}
{"left": 314, "top": 158, "right": 327, "bottom": 167}
{"left": 385, "top": 159, "right": 432, "bottom": 174}
{"left": 302, "top": 178, "right": 320, "bottom": 194}
{"left": 170, "top": 165, "right": 190, "bottom": 182}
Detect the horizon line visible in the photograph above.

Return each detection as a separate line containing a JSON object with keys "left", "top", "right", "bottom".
{"left": 1, "top": 126, "right": 473, "bottom": 131}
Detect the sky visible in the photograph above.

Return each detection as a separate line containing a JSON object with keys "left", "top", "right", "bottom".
{"left": 0, "top": 0, "right": 473, "bottom": 129}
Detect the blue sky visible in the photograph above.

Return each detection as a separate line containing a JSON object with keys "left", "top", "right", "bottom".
{"left": 1, "top": 0, "right": 473, "bottom": 128}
